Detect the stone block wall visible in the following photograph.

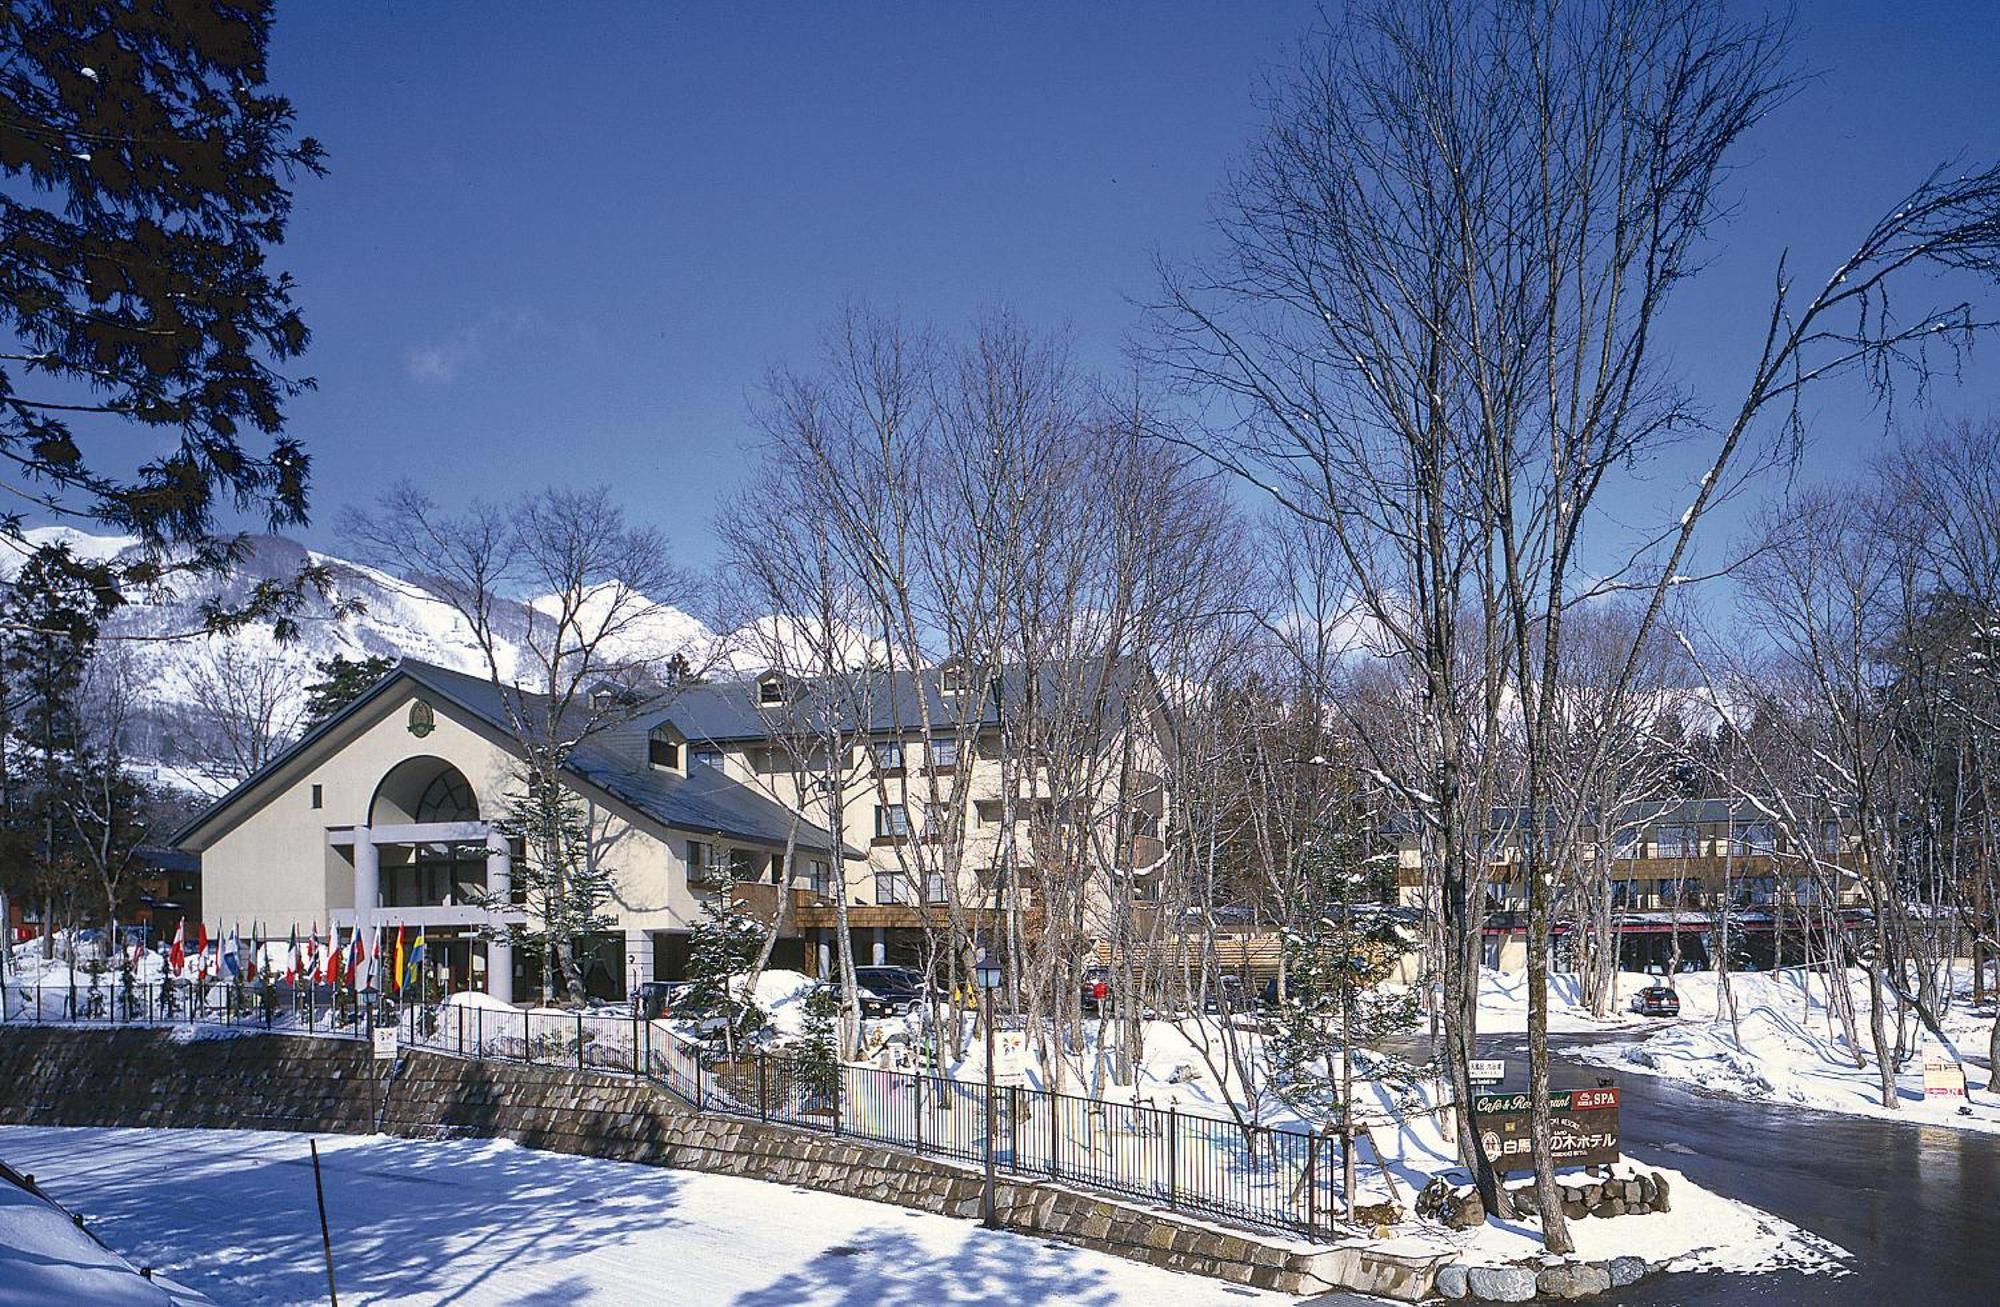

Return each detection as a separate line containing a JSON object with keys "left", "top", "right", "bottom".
{"left": 0, "top": 1030, "right": 1446, "bottom": 1300}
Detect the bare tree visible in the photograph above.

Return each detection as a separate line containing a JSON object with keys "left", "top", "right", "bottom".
{"left": 1152, "top": 0, "right": 2000, "bottom": 1245}
{"left": 169, "top": 643, "right": 307, "bottom": 792}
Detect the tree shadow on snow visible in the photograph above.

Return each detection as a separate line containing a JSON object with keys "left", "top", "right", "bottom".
{"left": 0, "top": 1126, "right": 692, "bottom": 1306}
{"left": 732, "top": 1223, "right": 1265, "bottom": 1307}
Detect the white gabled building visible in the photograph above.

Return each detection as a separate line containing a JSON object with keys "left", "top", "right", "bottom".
{"left": 172, "top": 659, "right": 844, "bottom": 1001}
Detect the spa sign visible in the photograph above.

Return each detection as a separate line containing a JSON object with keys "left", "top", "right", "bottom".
{"left": 1472, "top": 1086, "right": 1620, "bottom": 1173}
{"left": 408, "top": 700, "right": 436, "bottom": 738}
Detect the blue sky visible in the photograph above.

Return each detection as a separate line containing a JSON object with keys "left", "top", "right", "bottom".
{"left": 265, "top": 2, "right": 1999, "bottom": 577}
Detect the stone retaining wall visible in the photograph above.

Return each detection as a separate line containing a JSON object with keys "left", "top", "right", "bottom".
{"left": 0, "top": 1029, "right": 1445, "bottom": 1300}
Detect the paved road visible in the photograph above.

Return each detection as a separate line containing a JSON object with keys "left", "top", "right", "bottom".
{"left": 1484, "top": 1031, "right": 2000, "bottom": 1304}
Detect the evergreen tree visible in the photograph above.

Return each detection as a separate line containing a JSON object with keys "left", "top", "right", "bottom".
{"left": 299, "top": 654, "right": 395, "bottom": 727}
{"left": 1269, "top": 831, "right": 1419, "bottom": 1123}
{"left": 0, "top": 1, "right": 332, "bottom": 632}
{"left": 790, "top": 982, "right": 841, "bottom": 1105}
{"left": 484, "top": 771, "right": 614, "bottom": 1006}
{"left": 680, "top": 899, "right": 768, "bottom": 1058}
{"left": 0, "top": 545, "right": 115, "bottom": 949}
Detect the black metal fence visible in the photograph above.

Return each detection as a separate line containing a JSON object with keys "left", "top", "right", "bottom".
{"left": 1, "top": 975, "right": 1342, "bottom": 1241}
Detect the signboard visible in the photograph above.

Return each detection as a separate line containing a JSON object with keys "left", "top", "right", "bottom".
{"left": 372, "top": 1026, "right": 399, "bottom": 1061}
{"left": 1468, "top": 1059, "right": 1506, "bottom": 1085}
{"left": 993, "top": 1031, "right": 1028, "bottom": 1085}
{"left": 1924, "top": 1056, "right": 1967, "bottom": 1099}
{"left": 1472, "top": 1087, "right": 1619, "bottom": 1173}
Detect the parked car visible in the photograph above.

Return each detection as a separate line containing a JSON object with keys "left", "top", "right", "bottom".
{"left": 813, "top": 979, "right": 906, "bottom": 1020}
{"left": 852, "top": 966, "right": 925, "bottom": 1016}
{"left": 1628, "top": 985, "right": 1681, "bottom": 1018}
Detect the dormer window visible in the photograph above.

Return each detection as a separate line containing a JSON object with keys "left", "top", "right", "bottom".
{"left": 648, "top": 730, "right": 680, "bottom": 770}
{"left": 757, "top": 673, "right": 786, "bottom": 706}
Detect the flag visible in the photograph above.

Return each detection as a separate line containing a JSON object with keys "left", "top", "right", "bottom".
{"left": 347, "top": 930, "right": 365, "bottom": 988}
{"left": 323, "top": 937, "right": 341, "bottom": 986}
{"left": 167, "top": 920, "right": 185, "bottom": 977}
{"left": 196, "top": 922, "right": 209, "bottom": 956}
{"left": 406, "top": 931, "right": 427, "bottom": 991}
{"left": 223, "top": 925, "right": 241, "bottom": 979}
{"left": 307, "top": 922, "right": 321, "bottom": 977}
{"left": 246, "top": 922, "right": 260, "bottom": 982}
{"left": 392, "top": 925, "right": 406, "bottom": 996}
{"left": 283, "top": 924, "right": 299, "bottom": 983}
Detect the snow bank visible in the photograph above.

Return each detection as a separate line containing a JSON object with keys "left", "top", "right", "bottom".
{"left": 441, "top": 989, "right": 519, "bottom": 1014}
{"left": 1438, "top": 1161, "right": 1846, "bottom": 1276}
{"left": 747, "top": 968, "right": 819, "bottom": 1038}
{"left": 1575, "top": 967, "right": 2000, "bottom": 1135}
{"left": 0, "top": 1167, "right": 190, "bottom": 1306}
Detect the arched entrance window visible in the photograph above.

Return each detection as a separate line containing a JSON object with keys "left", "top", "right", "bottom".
{"left": 415, "top": 769, "right": 478, "bottom": 824}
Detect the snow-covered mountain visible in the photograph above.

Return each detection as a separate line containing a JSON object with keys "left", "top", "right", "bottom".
{"left": 3, "top": 528, "right": 729, "bottom": 788}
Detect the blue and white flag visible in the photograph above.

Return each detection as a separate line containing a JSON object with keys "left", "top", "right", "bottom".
{"left": 223, "top": 925, "right": 242, "bottom": 978}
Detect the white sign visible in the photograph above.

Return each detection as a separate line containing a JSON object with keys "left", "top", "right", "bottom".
{"left": 1468, "top": 1059, "right": 1506, "bottom": 1085}
{"left": 993, "top": 1031, "right": 1029, "bottom": 1084}
{"left": 372, "top": 1026, "right": 399, "bottom": 1061}
{"left": 1924, "top": 1056, "right": 1967, "bottom": 1099}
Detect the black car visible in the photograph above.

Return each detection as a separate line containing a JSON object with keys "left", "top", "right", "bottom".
{"left": 818, "top": 978, "right": 908, "bottom": 1020}
{"left": 1629, "top": 985, "right": 1681, "bottom": 1018}
{"left": 852, "top": 971, "right": 928, "bottom": 1023}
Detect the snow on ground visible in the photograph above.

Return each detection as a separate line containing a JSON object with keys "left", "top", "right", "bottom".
{"left": 1570, "top": 966, "right": 2000, "bottom": 1135}
{"left": 0, "top": 1126, "right": 1291, "bottom": 1307}
{"left": 1467, "top": 968, "right": 1651, "bottom": 1035}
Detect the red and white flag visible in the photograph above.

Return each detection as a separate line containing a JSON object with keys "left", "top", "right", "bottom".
{"left": 167, "top": 921, "right": 186, "bottom": 977}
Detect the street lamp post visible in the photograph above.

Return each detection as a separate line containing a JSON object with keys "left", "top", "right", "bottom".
{"left": 974, "top": 958, "right": 1004, "bottom": 1229}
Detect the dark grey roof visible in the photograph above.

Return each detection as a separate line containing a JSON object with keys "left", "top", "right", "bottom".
{"left": 173, "top": 658, "right": 846, "bottom": 856}
{"left": 656, "top": 658, "right": 1150, "bottom": 746}
{"left": 393, "top": 661, "right": 847, "bottom": 854}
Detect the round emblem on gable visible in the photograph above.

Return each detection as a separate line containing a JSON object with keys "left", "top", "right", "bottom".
{"left": 407, "top": 699, "right": 436, "bottom": 738}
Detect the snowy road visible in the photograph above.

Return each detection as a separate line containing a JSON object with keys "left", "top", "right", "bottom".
{"left": 0, "top": 1126, "right": 1317, "bottom": 1307}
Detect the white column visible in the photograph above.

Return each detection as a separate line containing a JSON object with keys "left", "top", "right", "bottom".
{"left": 485, "top": 829, "right": 513, "bottom": 1004}
{"left": 626, "top": 927, "right": 654, "bottom": 997}
{"left": 353, "top": 828, "right": 378, "bottom": 961}
{"left": 872, "top": 927, "right": 887, "bottom": 967}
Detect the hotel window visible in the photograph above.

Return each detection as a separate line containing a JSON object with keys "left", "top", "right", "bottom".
{"left": 940, "top": 664, "right": 970, "bottom": 696}
{"left": 1819, "top": 820, "right": 1842, "bottom": 854}
{"left": 975, "top": 799, "right": 1003, "bottom": 827}
{"left": 729, "top": 848, "right": 761, "bottom": 881}
{"left": 929, "top": 737, "right": 960, "bottom": 771}
{"left": 310, "top": 784, "right": 323, "bottom": 810}
{"left": 758, "top": 676, "right": 786, "bottom": 705}
{"left": 648, "top": 732, "right": 680, "bottom": 769}
{"left": 690, "top": 747, "right": 725, "bottom": 772}
{"left": 1655, "top": 825, "right": 1697, "bottom": 858}
{"left": 872, "top": 741, "right": 905, "bottom": 772}
{"left": 802, "top": 858, "right": 832, "bottom": 896}
{"left": 1736, "top": 822, "right": 1776, "bottom": 856}
{"left": 924, "top": 871, "right": 949, "bottom": 904}
{"left": 876, "top": 804, "right": 911, "bottom": 838}
{"left": 1612, "top": 826, "right": 1640, "bottom": 858}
